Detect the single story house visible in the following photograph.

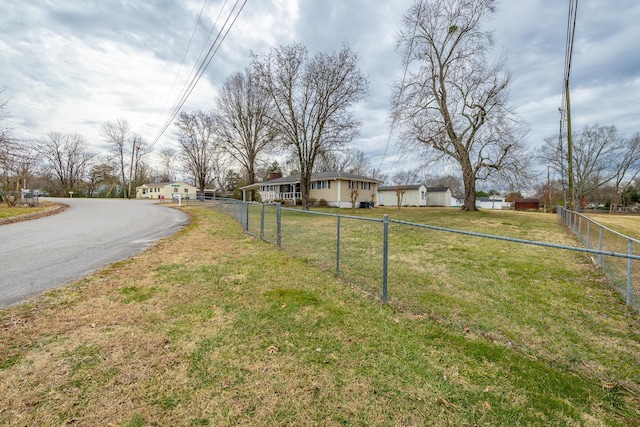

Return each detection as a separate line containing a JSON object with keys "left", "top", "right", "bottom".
{"left": 240, "top": 171, "right": 382, "bottom": 208}
{"left": 378, "top": 184, "right": 427, "bottom": 207}
{"left": 136, "top": 181, "right": 198, "bottom": 200}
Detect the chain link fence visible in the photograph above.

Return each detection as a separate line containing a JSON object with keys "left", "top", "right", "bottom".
{"left": 558, "top": 206, "right": 640, "bottom": 311}
{"left": 198, "top": 198, "right": 640, "bottom": 313}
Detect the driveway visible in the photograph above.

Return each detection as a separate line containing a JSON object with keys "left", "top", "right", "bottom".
{"left": 0, "top": 198, "right": 189, "bottom": 309}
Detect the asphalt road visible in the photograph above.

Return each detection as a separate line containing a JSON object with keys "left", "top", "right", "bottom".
{"left": 0, "top": 198, "right": 189, "bottom": 309}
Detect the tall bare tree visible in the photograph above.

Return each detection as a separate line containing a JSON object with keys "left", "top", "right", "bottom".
{"left": 314, "top": 148, "right": 371, "bottom": 175}
{"left": 393, "top": 0, "right": 529, "bottom": 211}
{"left": 101, "top": 119, "right": 131, "bottom": 198}
{"left": 252, "top": 43, "right": 369, "bottom": 209}
{"left": 38, "top": 132, "right": 95, "bottom": 195}
{"left": 540, "top": 125, "right": 640, "bottom": 209}
{"left": 213, "top": 68, "right": 275, "bottom": 201}
{"left": 609, "top": 133, "right": 640, "bottom": 212}
{"left": 0, "top": 88, "right": 20, "bottom": 205}
{"left": 157, "top": 147, "right": 178, "bottom": 182}
{"left": 175, "top": 110, "right": 219, "bottom": 193}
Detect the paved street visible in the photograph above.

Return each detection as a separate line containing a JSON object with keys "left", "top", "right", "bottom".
{"left": 0, "top": 198, "right": 189, "bottom": 308}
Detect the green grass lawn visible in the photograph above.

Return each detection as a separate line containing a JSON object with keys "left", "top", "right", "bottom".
{"left": 0, "top": 206, "right": 639, "bottom": 425}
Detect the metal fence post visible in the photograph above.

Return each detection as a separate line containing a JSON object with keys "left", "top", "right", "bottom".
{"left": 382, "top": 214, "right": 389, "bottom": 303}
{"left": 276, "top": 202, "right": 282, "bottom": 249}
{"left": 260, "top": 204, "right": 265, "bottom": 241}
{"left": 586, "top": 220, "right": 590, "bottom": 249}
{"left": 336, "top": 215, "right": 341, "bottom": 277}
{"left": 244, "top": 202, "right": 249, "bottom": 232}
{"left": 599, "top": 226, "right": 604, "bottom": 267}
{"left": 628, "top": 239, "right": 633, "bottom": 306}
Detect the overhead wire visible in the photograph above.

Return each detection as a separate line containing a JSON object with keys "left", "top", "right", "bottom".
{"left": 560, "top": 0, "right": 578, "bottom": 129}
{"left": 159, "top": 0, "right": 209, "bottom": 120}
{"left": 377, "top": 1, "right": 420, "bottom": 175}
{"left": 150, "top": 0, "right": 247, "bottom": 149}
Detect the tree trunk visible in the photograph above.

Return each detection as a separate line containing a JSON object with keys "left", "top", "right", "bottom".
{"left": 461, "top": 165, "right": 478, "bottom": 211}
{"left": 300, "top": 174, "right": 310, "bottom": 210}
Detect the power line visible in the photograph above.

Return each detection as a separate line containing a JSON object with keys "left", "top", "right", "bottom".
{"left": 159, "top": 0, "right": 210, "bottom": 120}
{"left": 150, "top": 0, "right": 248, "bottom": 149}
{"left": 377, "top": 2, "right": 420, "bottom": 175}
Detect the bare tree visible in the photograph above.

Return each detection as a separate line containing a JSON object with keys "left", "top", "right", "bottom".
{"left": 175, "top": 110, "right": 219, "bottom": 193}
{"left": 423, "top": 173, "right": 463, "bottom": 196}
{"left": 314, "top": 148, "right": 371, "bottom": 175}
{"left": 393, "top": 0, "right": 529, "bottom": 211}
{"left": 610, "top": 133, "right": 640, "bottom": 212}
{"left": 38, "top": 132, "right": 95, "bottom": 195}
{"left": 213, "top": 68, "right": 275, "bottom": 201}
{"left": 0, "top": 87, "right": 21, "bottom": 206}
{"left": 101, "top": 119, "right": 131, "bottom": 198}
{"left": 127, "top": 135, "right": 151, "bottom": 199}
{"left": 157, "top": 147, "right": 178, "bottom": 182}
{"left": 252, "top": 43, "right": 369, "bottom": 209}
{"left": 390, "top": 169, "right": 419, "bottom": 213}
{"left": 539, "top": 124, "right": 640, "bottom": 209}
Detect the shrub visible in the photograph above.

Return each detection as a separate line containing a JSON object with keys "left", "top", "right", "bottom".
{"left": 318, "top": 198, "right": 328, "bottom": 207}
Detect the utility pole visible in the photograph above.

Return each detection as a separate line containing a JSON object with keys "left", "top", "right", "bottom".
{"left": 565, "top": 78, "right": 575, "bottom": 210}
{"left": 562, "top": 0, "right": 578, "bottom": 211}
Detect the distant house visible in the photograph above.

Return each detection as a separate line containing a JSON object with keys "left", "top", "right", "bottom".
{"left": 240, "top": 171, "right": 381, "bottom": 208}
{"left": 451, "top": 194, "right": 464, "bottom": 208}
{"left": 476, "top": 197, "right": 505, "bottom": 210}
{"left": 136, "top": 181, "right": 198, "bottom": 201}
{"left": 378, "top": 184, "right": 427, "bottom": 207}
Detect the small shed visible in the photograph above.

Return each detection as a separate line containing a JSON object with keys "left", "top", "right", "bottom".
{"left": 476, "top": 197, "right": 504, "bottom": 210}
{"left": 426, "top": 187, "right": 452, "bottom": 207}
{"left": 514, "top": 198, "right": 540, "bottom": 211}
{"left": 378, "top": 184, "right": 427, "bottom": 207}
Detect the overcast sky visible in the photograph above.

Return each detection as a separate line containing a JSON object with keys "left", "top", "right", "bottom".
{"left": 1, "top": 0, "right": 639, "bottom": 181}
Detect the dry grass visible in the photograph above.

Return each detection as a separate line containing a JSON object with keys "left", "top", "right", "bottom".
{"left": 586, "top": 213, "right": 640, "bottom": 240}
{"left": 1, "top": 206, "right": 639, "bottom": 425}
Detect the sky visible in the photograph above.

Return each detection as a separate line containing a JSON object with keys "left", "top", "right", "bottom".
{"left": 1, "top": 0, "right": 639, "bottom": 183}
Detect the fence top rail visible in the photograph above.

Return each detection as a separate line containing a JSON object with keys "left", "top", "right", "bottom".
{"left": 559, "top": 206, "right": 640, "bottom": 244}
{"left": 391, "top": 218, "right": 640, "bottom": 261}
{"left": 280, "top": 207, "right": 383, "bottom": 223}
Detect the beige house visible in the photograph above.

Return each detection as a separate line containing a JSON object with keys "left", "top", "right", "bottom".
{"left": 136, "top": 181, "right": 198, "bottom": 201}
{"left": 241, "top": 171, "right": 381, "bottom": 208}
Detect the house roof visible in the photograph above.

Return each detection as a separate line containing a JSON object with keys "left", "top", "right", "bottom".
{"left": 378, "top": 184, "right": 425, "bottom": 192}
{"left": 138, "top": 181, "right": 194, "bottom": 189}
{"left": 426, "top": 186, "right": 450, "bottom": 193}
{"left": 241, "top": 171, "right": 383, "bottom": 189}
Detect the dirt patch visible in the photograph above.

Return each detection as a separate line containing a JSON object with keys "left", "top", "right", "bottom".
{"left": 0, "top": 203, "right": 67, "bottom": 226}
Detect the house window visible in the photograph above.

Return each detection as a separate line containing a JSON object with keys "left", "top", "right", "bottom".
{"left": 361, "top": 182, "right": 371, "bottom": 190}
{"left": 174, "top": 188, "right": 178, "bottom": 193}
{"left": 184, "top": 188, "right": 188, "bottom": 193}
{"left": 349, "top": 180, "right": 357, "bottom": 189}
{"left": 312, "top": 180, "right": 330, "bottom": 189}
